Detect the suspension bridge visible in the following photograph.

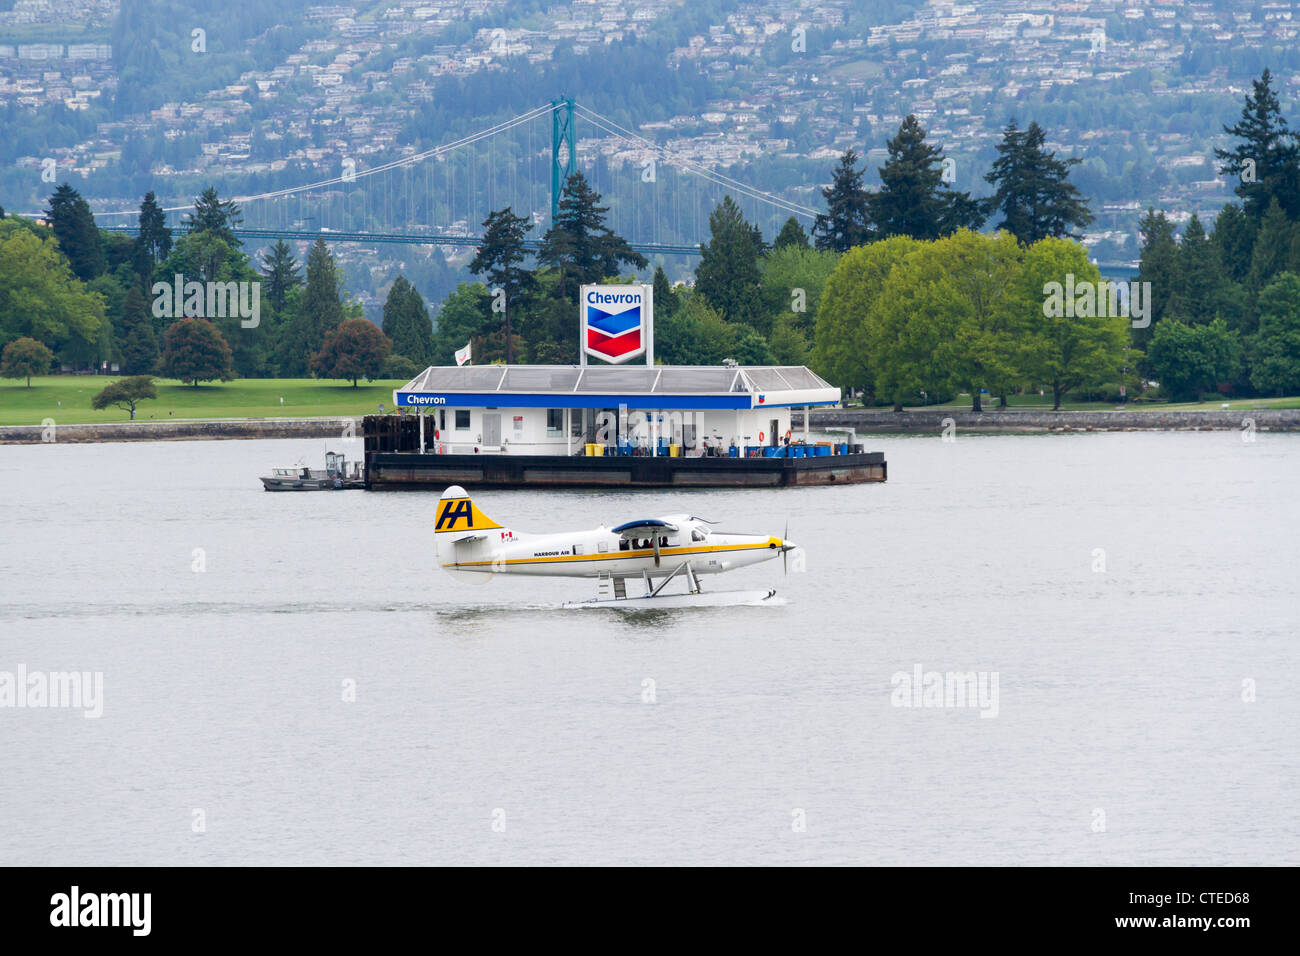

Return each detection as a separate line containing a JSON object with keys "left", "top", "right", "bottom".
{"left": 97, "top": 98, "right": 821, "bottom": 258}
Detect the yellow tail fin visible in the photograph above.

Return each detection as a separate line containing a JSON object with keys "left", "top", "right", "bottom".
{"left": 434, "top": 485, "right": 502, "bottom": 536}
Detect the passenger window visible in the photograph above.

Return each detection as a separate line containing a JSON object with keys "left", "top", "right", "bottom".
{"left": 692, "top": 529, "right": 706, "bottom": 542}
{"left": 619, "top": 539, "right": 629, "bottom": 551}
{"left": 659, "top": 536, "right": 668, "bottom": 548}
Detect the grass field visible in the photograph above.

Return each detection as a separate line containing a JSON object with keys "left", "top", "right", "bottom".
{"left": 0, "top": 377, "right": 407, "bottom": 426}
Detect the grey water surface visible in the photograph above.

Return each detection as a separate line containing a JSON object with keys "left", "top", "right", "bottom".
{"left": 1, "top": 431, "right": 1295, "bottom": 865}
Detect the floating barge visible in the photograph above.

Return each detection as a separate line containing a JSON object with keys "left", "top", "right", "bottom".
{"left": 364, "top": 446, "right": 885, "bottom": 489}
{"left": 361, "top": 364, "right": 886, "bottom": 490}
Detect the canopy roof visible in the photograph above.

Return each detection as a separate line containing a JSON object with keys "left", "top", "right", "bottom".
{"left": 395, "top": 365, "right": 839, "bottom": 410}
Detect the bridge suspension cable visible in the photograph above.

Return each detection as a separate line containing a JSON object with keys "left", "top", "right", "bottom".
{"left": 573, "top": 103, "right": 820, "bottom": 220}
{"left": 95, "top": 102, "right": 555, "bottom": 217}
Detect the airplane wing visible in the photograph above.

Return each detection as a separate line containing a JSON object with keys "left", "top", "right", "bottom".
{"left": 611, "top": 519, "right": 679, "bottom": 538}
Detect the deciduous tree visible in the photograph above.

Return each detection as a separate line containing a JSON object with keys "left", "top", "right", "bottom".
{"left": 312, "top": 318, "right": 391, "bottom": 386}
{"left": 0, "top": 336, "right": 55, "bottom": 386}
{"left": 161, "top": 318, "right": 233, "bottom": 386}
{"left": 91, "top": 375, "right": 156, "bottom": 419}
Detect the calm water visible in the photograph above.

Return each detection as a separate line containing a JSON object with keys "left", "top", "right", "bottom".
{"left": 1, "top": 431, "right": 1296, "bottom": 866}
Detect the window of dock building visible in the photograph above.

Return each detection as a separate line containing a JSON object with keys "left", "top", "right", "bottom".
{"left": 546, "top": 408, "right": 564, "bottom": 437}
{"left": 455, "top": 409, "right": 470, "bottom": 430}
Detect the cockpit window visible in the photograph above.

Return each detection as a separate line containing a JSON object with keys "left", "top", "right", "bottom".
{"left": 692, "top": 529, "right": 707, "bottom": 542}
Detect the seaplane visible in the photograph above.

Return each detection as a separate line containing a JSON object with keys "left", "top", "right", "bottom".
{"left": 434, "top": 485, "right": 803, "bottom": 607}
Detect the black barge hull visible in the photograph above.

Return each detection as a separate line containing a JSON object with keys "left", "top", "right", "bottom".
{"left": 364, "top": 450, "right": 886, "bottom": 490}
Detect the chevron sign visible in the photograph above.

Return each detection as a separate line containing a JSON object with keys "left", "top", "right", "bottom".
{"left": 581, "top": 284, "right": 653, "bottom": 364}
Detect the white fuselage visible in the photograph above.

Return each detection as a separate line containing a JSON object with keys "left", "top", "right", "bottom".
{"left": 440, "top": 519, "right": 785, "bottom": 579}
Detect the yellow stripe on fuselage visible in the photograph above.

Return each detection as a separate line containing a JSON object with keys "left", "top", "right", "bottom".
{"left": 443, "top": 539, "right": 778, "bottom": 569}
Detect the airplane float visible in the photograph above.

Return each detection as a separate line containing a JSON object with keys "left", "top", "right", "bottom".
{"left": 434, "top": 485, "right": 803, "bottom": 607}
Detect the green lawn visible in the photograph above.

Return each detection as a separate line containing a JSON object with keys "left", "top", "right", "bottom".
{"left": 6, "top": 377, "right": 1296, "bottom": 427}
{"left": 0, "top": 377, "right": 407, "bottom": 426}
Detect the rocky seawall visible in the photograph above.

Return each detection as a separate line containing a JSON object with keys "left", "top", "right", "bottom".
{"left": 0, "top": 417, "right": 357, "bottom": 444}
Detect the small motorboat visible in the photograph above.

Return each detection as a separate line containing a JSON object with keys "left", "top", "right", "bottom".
{"left": 259, "top": 452, "right": 363, "bottom": 491}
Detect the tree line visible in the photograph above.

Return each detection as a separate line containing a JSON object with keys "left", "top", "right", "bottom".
{"left": 1132, "top": 69, "right": 1300, "bottom": 401}
{"left": 5, "top": 68, "right": 1299, "bottom": 409}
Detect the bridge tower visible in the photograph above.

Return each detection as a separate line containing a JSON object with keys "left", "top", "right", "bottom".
{"left": 550, "top": 96, "right": 576, "bottom": 223}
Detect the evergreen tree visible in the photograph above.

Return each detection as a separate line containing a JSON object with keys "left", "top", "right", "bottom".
{"left": 380, "top": 277, "right": 434, "bottom": 366}
{"left": 537, "top": 172, "right": 647, "bottom": 301}
{"left": 870, "top": 115, "right": 985, "bottom": 240}
{"left": 695, "top": 195, "right": 766, "bottom": 328}
{"left": 1249, "top": 272, "right": 1300, "bottom": 396}
{"left": 381, "top": 275, "right": 413, "bottom": 342}
{"left": 282, "top": 239, "right": 344, "bottom": 376}
{"left": 430, "top": 282, "right": 492, "bottom": 365}
{"left": 774, "top": 216, "right": 810, "bottom": 250}
{"left": 133, "top": 190, "right": 171, "bottom": 279}
{"left": 469, "top": 206, "right": 533, "bottom": 364}
{"left": 812, "top": 149, "right": 873, "bottom": 252}
{"left": 1169, "top": 215, "right": 1226, "bottom": 325}
{"left": 1215, "top": 68, "right": 1300, "bottom": 220}
{"left": 1213, "top": 203, "right": 1256, "bottom": 284}
{"left": 984, "top": 120, "right": 1093, "bottom": 243}
{"left": 401, "top": 282, "right": 435, "bottom": 367}
{"left": 1135, "top": 208, "right": 1179, "bottom": 351}
{"left": 261, "top": 239, "right": 301, "bottom": 315}
{"left": 117, "top": 283, "right": 159, "bottom": 374}
{"left": 652, "top": 265, "right": 679, "bottom": 316}
{"left": 1248, "top": 198, "right": 1296, "bottom": 306}
{"left": 45, "top": 183, "right": 105, "bottom": 281}
{"left": 185, "top": 186, "right": 243, "bottom": 247}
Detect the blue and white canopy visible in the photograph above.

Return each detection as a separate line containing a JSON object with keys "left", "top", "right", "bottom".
{"left": 394, "top": 365, "right": 840, "bottom": 410}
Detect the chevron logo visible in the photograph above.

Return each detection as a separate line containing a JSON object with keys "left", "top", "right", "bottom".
{"left": 587, "top": 325, "right": 642, "bottom": 358}
{"left": 586, "top": 305, "right": 642, "bottom": 337}
{"left": 582, "top": 286, "right": 648, "bottom": 364}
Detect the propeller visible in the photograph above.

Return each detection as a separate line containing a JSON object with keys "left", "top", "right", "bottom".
{"left": 780, "top": 518, "right": 804, "bottom": 575}
{"left": 652, "top": 536, "right": 661, "bottom": 568}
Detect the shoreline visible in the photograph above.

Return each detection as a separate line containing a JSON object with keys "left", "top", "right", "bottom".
{"left": 1, "top": 407, "right": 1298, "bottom": 444}
{"left": 0, "top": 417, "right": 357, "bottom": 444}
{"left": 808, "top": 407, "right": 1300, "bottom": 434}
